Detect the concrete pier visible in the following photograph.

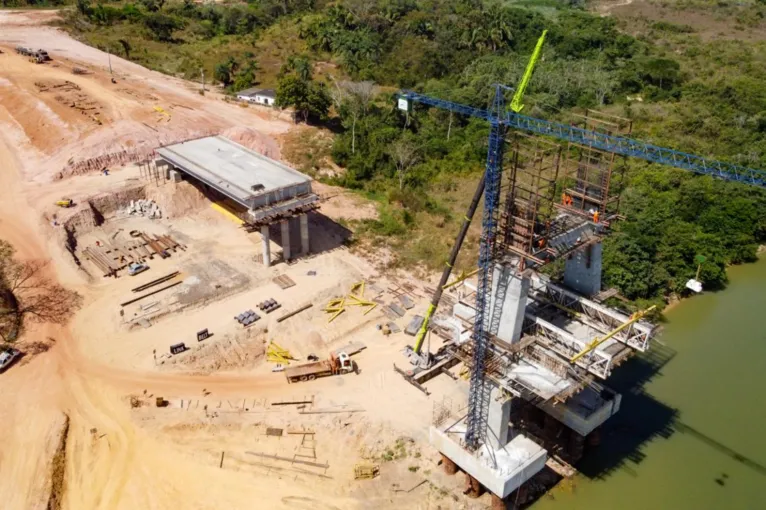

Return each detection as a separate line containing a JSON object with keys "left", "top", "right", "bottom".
{"left": 486, "top": 387, "right": 512, "bottom": 451}
{"left": 281, "top": 219, "right": 291, "bottom": 261}
{"left": 490, "top": 265, "right": 531, "bottom": 344}
{"left": 300, "top": 213, "right": 309, "bottom": 255}
{"left": 563, "top": 242, "right": 602, "bottom": 296}
{"left": 261, "top": 225, "right": 271, "bottom": 268}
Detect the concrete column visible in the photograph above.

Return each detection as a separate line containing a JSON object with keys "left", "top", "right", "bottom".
{"left": 281, "top": 219, "right": 291, "bottom": 261}
{"left": 260, "top": 225, "right": 271, "bottom": 268}
{"left": 489, "top": 265, "right": 531, "bottom": 344}
{"left": 486, "top": 387, "right": 512, "bottom": 451}
{"left": 563, "top": 241, "right": 602, "bottom": 296}
{"left": 300, "top": 213, "right": 309, "bottom": 255}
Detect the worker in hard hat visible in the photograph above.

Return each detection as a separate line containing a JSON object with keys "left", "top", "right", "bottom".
{"left": 593, "top": 210, "right": 599, "bottom": 223}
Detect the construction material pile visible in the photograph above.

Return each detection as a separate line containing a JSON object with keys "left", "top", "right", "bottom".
{"left": 324, "top": 281, "right": 377, "bottom": 322}
{"left": 124, "top": 199, "right": 162, "bottom": 219}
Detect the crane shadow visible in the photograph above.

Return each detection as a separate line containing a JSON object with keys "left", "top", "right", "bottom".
{"left": 577, "top": 342, "right": 679, "bottom": 479}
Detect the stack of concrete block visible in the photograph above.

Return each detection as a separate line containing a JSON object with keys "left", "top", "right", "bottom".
{"left": 125, "top": 199, "right": 162, "bottom": 219}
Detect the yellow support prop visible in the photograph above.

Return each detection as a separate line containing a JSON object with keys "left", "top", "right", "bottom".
{"left": 347, "top": 294, "right": 375, "bottom": 306}
{"left": 328, "top": 307, "right": 345, "bottom": 323}
{"left": 442, "top": 268, "right": 480, "bottom": 290}
{"left": 570, "top": 305, "right": 657, "bottom": 364}
{"left": 350, "top": 281, "right": 365, "bottom": 297}
{"left": 362, "top": 303, "right": 377, "bottom": 315}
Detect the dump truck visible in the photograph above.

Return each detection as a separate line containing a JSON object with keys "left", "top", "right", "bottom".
{"left": 55, "top": 198, "right": 74, "bottom": 208}
{"left": 284, "top": 352, "right": 353, "bottom": 383}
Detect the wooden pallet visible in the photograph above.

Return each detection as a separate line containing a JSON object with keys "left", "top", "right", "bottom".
{"left": 272, "top": 274, "right": 296, "bottom": 290}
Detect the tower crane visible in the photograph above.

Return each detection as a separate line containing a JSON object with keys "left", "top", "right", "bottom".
{"left": 397, "top": 47, "right": 766, "bottom": 451}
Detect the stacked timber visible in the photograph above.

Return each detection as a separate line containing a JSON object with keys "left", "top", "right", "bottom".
{"left": 81, "top": 231, "right": 186, "bottom": 277}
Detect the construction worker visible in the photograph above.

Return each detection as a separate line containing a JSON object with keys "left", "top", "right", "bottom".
{"left": 561, "top": 192, "right": 567, "bottom": 205}
{"left": 537, "top": 238, "right": 546, "bottom": 249}
{"left": 593, "top": 210, "right": 599, "bottom": 223}
{"left": 566, "top": 194, "right": 573, "bottom": 206}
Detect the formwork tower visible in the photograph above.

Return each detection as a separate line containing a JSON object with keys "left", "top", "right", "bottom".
{"left": 497, "top": 133, "right": 562, "bottom": 269}
{"left": 560, "top": 110, "right": 632, "bottom": 219}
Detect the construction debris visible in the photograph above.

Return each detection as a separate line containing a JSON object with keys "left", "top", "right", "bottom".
{"left": 131, "top": 271, "right": 181, "bottom": 293}
{"left": 324, "top": 281, "right": 377, "bottom": 322}
{"left": 398, "top": 294, "right": 415, "bottom": 309}
{"left": 258, "top": 299, "right": 281, "bottom": 314}
{"left": 276, "top": 303, "right": 312, "bottom": 323}
{"left": 272, "top": 397, "right": 315, "bottom": 407}
{"left": 82, "top": 232, "right": 183, "bottom": 277}
{"left": 120, "top": 280, "right": 182, "bottom": 307}
{"left": 273, "top": 274, "right": 296, "bottom": 289}
{"left": 235, "top": 310, "right": 261, "bottom": 327}
{"left": 405, "top": 315, "right": 425, "bottom": 336}
{"left": 265, "top": 428, "right": 283, "bottom": 437}
{"left": 124, "top": 199, "right": 162, "bottom": 219}
{"left": 244, "top": 451, "right": 329, "bottom": 470}
{"left": 354, "top": 463, "right": 380, "bottom": 480}
{"left": 388, "top": 303, "right": 406, "bottom": 317}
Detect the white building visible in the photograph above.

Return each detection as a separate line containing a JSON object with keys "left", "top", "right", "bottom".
{"left": 236, "top": 88, "right": 276, "bottom": 107}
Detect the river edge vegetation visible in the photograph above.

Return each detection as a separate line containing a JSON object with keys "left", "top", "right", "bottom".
{"left": 16, "top": 0, "right": 766, "bottom": 309}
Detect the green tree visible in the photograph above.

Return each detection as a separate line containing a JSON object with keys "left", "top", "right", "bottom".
{"left": 143, "top": 13, "right": 181, "bottom": 42}
{"left": 214, "top": 57, "right": 238, "bottom": 87}
{"left": 276, "top": 74, "right": 331, "bottom": 122}
{"left": 76, "top": 0, "right": 91, "bottom": 16}
{"left": 139, "top": 0, "right": 164, "bottom": 12}
{"left": 233, "top": 59, "right": 259, "bottom": 91}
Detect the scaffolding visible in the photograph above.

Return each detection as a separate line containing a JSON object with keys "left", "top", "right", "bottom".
{"left": 559, "top": 110, "right": 633, "bottom": 218}
{"left": 496, "top": 134, "right": 562, "bottom": 269}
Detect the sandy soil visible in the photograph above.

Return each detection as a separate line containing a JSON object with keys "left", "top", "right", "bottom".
{"left": 0, "top": 10, "right": 480, "bottom": 510}
{"left": 0, "top": 10, "right": 289, "bottom": 183}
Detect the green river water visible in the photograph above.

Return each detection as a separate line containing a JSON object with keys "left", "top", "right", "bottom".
{"left": 532, "top": 257, "right": 766, "bottom": 510}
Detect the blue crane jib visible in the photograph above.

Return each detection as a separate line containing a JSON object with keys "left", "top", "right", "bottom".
{"left": 398, "top": 90, "right": 766, "bottom": 188}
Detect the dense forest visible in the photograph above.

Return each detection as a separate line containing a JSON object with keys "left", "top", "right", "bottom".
{"left": 48, "top": 0, "right": 766, "bottom": 307}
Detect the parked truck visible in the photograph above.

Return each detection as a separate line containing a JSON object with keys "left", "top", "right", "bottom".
{"left": 16, "top": 47, "right": 50, "bottom": 63}
{"left": 284, "top": 352, "right": 354, "bottom": 383}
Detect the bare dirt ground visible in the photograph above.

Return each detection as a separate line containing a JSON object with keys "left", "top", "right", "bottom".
{"left": 0, "top": 10, "right": 288, "bottom": 184}
{"left": 0, "top": 10, "right": 480, "bottom": 510}
{"left": 595, "top": 0, "right": 766, "bottom": 41}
